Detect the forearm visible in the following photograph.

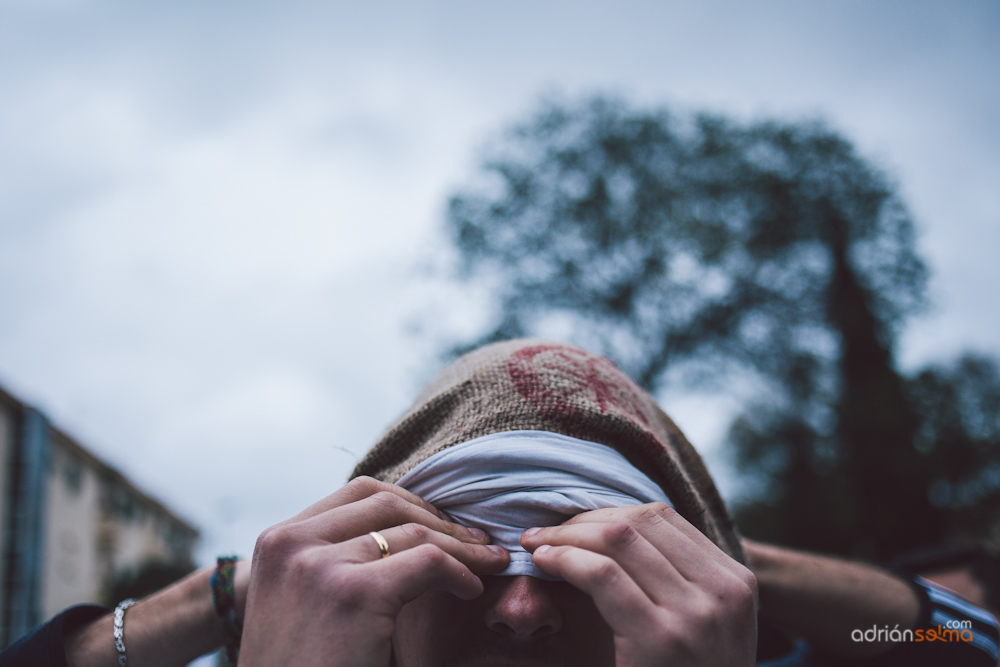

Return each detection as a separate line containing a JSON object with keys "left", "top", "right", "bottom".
{"left": 744, "top": 539, "right": 920, "bottom": 657}
{"left": 66, "top": 563, "right": 246, "bottom": 667}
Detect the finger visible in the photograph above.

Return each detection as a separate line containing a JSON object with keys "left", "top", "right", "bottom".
{"left": 349, "top": 524, "right": 508, "bottom": 575}
{"left": 530, "top": 544, "right": 660, "bottom": 637}
{"left": 287, "top": 476, "right": 449, "bottom": 524}
{"left": 297, "top": 490, "right": 489, "bottom": 545}
{"left": 365, "top": 543, "right": 485, "bottom": 604}
{"left": 564, "top": 508, "right": 756, "bottom": 602}
{"left": 521, "top": 522, "right": 685, "bottom": 604}
{"left": 564, "top": 504, "right": 738, "bottom": 575}
{"left": 552, "top": 506, "right": 710, "bottom": 577}
{"left": 641, "top": 504, "right": 742, "bottom": 570}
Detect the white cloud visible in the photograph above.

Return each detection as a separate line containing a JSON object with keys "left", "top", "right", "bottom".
{"left": 0, "top": 0, "right": 997, "bottom": 569}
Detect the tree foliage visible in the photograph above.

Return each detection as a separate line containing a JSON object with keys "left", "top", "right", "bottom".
{"left": 449, "top": 97, "right": 925, "bottom": 386}
{"left": 102, "top": 557, "right": 195, "bottom": 607}
{"left": 444, "top": 95, "right": 999, "bottom": 559}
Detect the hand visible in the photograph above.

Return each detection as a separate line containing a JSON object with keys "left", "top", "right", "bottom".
{"left": 239, "top": 476, "right": 509, "bottom": 667}
{"left": 521, "top": 503, "right": 758, "bottom": 667}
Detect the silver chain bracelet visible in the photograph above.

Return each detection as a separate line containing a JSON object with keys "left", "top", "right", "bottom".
{"left": 113, "top": 598, "right": 137, "bottom": 667}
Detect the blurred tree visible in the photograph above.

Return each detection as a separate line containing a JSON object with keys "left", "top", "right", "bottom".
{"left": 444, "top": 95, "right": 999, "bottom": 560}
{"left": 102, "top": 558, "right": 195, "bottom": 607}
{"left": 908, "top": 356, "right": 1000, "bottom": 531}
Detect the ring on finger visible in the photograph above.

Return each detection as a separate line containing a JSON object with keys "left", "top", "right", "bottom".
{"left": 369, "top": 531, "right": 391, "bottom": 558}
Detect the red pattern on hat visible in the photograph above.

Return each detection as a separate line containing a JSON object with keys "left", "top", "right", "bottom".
{"left": 507, "top": 344, "right": 653, "bottom": 431}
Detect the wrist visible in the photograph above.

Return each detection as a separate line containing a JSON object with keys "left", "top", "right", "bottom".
{"left": 740, "top": 538, "right": 920, "bottom": 657}
{"left": 132, "top": 566, "right": 226, "bottom": 664}
{"left": 741, "top": 539, "right": 790, "bottom": 615}
{"left": 67, "top": 566, "right": 227, "bottom": 667}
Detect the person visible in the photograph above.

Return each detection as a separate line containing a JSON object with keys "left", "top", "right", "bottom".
{"left": 2, "top": 340, "right": 997, "bottom": 666}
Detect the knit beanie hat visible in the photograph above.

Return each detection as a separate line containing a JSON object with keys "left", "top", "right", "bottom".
{"left": 351, "top": 339, "right": 744, "bottom": 564}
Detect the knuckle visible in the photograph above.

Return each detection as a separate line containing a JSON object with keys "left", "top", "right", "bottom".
{"left": 562, "top": 512, "right": 588, "bottom": 526}
{"left": 736, "top": 565, "right": 759, "bottom": 603}
{"left": 348, "top": 475, "right": 386, "bottom": 497}
{"left": 371, "top": 490, "right": 405, "bottom": 512}
{"left": 283, "top": 547, "right": 350, "bottom": 599}
{"left": 657, "top": 626, "right": 698, "bottom": 661}
{"left": 254, "top": 524, "right": 297, "bottom": 559}
{"left": 601, "top": 522, "right": 639, "bottom": 549}
{"left": 254, "top": 526, "right": 276, "bottom": 553}
{"left": 629, "top": 503, "right": 668, "bottom": 529}
{"left": 286, "top": 546, "right": 322, "bottom": 577}
{"left": 412, "top": 543, "right": 450, "bottom": 569}
{"left": 649, "top": 619, "right": 681, "bottom": 649}
{"left": 684, "top": 592, "right": 720, "bottom": 632}
{"left": 400, "top": 522, "right": 432, "bottom": 543}
{"left": 644, "top": 502, "right": 675, "bottom": 521}
{"left": 328, "top": 569, "right": 372, "bottom": 614}
{"left": 590, "top": 555, "right": 621, "bottom": 585}
{"left": 719, "top": 570, "right": 756, "bottom": 606}
{"left": 690, "top": 575, "right": 757, "bottom": 625}
{"left": 434, "top": 519, "right": 457, "bottom": 536}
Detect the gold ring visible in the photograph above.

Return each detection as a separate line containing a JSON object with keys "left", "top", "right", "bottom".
{"left": 369, "top": 531, "right": 391, "bottom": 558}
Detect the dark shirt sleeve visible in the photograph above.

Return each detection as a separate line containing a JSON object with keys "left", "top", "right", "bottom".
{"left": 0, "top": 605, "right": 108, "bottom": 667}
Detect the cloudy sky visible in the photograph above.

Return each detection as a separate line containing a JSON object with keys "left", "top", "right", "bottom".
{"left": 1, "top": 0, "right": 998, "bottom": 569}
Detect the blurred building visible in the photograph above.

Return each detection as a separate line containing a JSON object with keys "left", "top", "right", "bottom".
{"left": 0, "top": 384, "right": 198, "bottom": 647}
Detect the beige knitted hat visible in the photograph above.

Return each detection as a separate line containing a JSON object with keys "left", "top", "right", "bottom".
{"left": 352, "top": 339, "right": 744, "bottom": 563}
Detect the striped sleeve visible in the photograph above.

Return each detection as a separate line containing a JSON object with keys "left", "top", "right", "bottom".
{"left": 920, "top": 576, "right": 999, "bottom": 664}
{"left": 868, "top": 575, "right": 1000, "bottom": 667}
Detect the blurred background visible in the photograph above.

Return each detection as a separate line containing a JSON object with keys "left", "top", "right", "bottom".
{"left": 1, "top": 0, "right": 998, "bottom": 656}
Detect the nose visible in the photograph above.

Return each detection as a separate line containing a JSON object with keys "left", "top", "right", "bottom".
{"left": 483, "top": 576, "right": 564, "bottom": 641}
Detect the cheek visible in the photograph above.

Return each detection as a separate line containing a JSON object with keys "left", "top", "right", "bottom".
{"left": 393, "top": 591, "right": 471, "bottom": 667}
{"left": 559, "top": 585, "right": 616, "bottom": 657}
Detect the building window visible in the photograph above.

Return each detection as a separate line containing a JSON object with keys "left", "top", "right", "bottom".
{"left": 63, "top": 452, "right": 84, "bottom": 494}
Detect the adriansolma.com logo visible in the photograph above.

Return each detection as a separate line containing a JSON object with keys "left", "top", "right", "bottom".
{"left": 851, "top": 620, "right": 974, "bottom": 644}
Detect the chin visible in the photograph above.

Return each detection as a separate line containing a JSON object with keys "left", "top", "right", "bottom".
{"left": 450, "top": 659, "right": 571, "bottom": 667}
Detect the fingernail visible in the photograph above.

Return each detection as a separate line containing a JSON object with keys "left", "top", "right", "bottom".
{"left": 522, "top": 527, "right": 540, "bottom": 539}
{"left": 489, "top": 545, "right": 507, "bottom": 556}
{"left": 534, "top": 544, "right": 551, "bottom": 555}
{"left": 466, "top": 527, "right": 487, "bottom": 541}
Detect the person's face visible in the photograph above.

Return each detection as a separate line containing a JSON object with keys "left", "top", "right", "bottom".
{"left": 392, "top": 574, "right": 615, "bottom": 667}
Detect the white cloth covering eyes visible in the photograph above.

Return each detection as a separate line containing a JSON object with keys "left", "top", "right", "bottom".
{"left": 395, "top": 430, "right": 672, "bottom": 579}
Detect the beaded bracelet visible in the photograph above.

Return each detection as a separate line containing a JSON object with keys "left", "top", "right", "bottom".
{"left": 210, "top": 556, "right": 243, "bottom": 663}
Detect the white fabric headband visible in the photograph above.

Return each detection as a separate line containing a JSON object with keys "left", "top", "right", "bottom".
{"left": 395, "top": 430, "right": 672, "bottom": 579}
